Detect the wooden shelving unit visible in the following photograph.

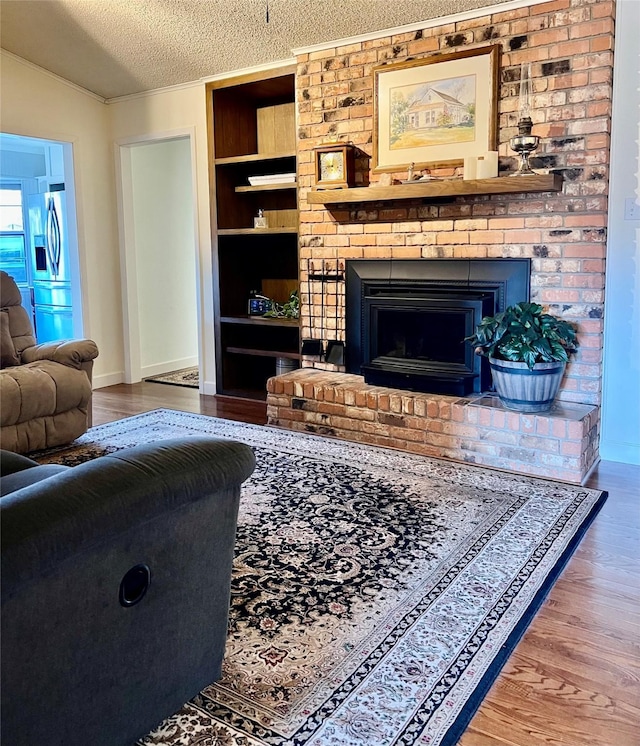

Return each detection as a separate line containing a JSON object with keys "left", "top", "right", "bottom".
{"left": 226, "top": 346, "right": 302, "bottom": 360}
{"left": 306, "top": 173, "right": 563, "bottom": 205}
{"left": 235, "top": 184, "right": 296, "bottom": 193}
{"left": 206, "top": 66, "right": 299, "bottom": 400}
{"left": 214, "top": 151, "right": 296, "bottom": 165}
{"left": 220, "top": 315, "right": 299, "bottom": 327}
{"left": 217, "top": 227, "right": 298, "bottom": 236}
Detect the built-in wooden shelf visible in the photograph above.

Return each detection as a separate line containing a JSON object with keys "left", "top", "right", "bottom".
{"left": 235, "top": 183, "right": 297, "bottom": 193}
{"left": 215, "top": 151, "right": 296, "bottom": 166}
{"left": 226, "top": 346, "right": 301, "bottom": 360}
{"left": 220, "top": 315, "right": 300, "bottom": 328}
{"left": 306, "top": 173, "right": 563, "bottom": 205}
{"left": 208, "top": 68, "right": 298, "bottom": 402}
{"left": 217, "top": 227, "right": 298, "bottom": 236}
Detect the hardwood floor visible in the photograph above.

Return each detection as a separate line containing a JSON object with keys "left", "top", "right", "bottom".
{"left": 93, "top": 383, "right": 640, "bottom": 746}
{"left": 91, "top": 382, "right": 268, "bottom": 427}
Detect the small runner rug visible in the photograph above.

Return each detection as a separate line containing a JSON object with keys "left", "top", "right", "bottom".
{"left": 144, "top": 366, "right": 199, "bottom": 388}
{"left": 36, "top": 409, "right": 607, "bottom": 746}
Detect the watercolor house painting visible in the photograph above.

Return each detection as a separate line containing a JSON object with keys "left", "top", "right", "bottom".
{"left": 390, "top": 74, "right": 476, "bottom": 149}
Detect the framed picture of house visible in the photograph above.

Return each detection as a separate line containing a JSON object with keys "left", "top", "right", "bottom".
{"left": 372, "top": 45, "right": 500, "bottom": 172}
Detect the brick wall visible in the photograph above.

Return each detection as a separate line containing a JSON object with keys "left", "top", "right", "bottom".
{"left": 295, "top": 0, "right": 615, "bottom": 407}
{"left": 267, "top": 369, "right": 600, "bottom": 483}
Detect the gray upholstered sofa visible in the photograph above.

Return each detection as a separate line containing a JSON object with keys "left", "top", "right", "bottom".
{"left": 1, "top": 436, "right": 256, "bottom": 746}
{"left": 0, "top": 270, "right": 99, "bottom": 453}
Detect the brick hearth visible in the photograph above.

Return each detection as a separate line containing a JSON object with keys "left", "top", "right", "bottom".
{"left": 267, "top": 369, "right": 599, "bottom": 484}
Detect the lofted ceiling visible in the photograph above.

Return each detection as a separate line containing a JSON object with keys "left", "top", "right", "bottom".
{"left": 1, "top": 0, "right": 512, "bottom": 100}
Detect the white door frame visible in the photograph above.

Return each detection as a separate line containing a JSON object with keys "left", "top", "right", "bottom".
{"left": 114, "top": 127, "right": 203, "bottom": 386}
{"left": 0, "top": 133, "right": 87, "bottom": 341}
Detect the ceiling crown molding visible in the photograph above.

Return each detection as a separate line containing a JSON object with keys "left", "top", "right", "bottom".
{"left": 201, "top": 57, "right": 297, "bottom": 84}
{"left": 106, "top": 57, "right": 297, "bottom": 104}
{"left": 1, "top": 49, "right": 106, "bottom": 103}
{"left": 292, "top": 0, "right": 549, "bottom": 56}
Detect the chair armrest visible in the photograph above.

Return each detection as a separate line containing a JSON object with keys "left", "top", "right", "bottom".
{"left": 1, "top": 437, "right": 256, "bottom": 594}
{"left": 21, "top": 339, "right": 99, "bottom": 369}
{"left": 0, "top": 450, "right": 40, "bottom": 477}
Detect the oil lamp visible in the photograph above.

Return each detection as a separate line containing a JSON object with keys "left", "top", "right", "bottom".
{"left": 510, "top": 63, "right": 540, "bottom": 175}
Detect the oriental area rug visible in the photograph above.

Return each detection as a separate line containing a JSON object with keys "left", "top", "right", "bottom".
{"left": 145, "top": 366, "right": 200, "bottom": 388}
{"left": 37, "top": 409, "right": 607, "bottom": 746}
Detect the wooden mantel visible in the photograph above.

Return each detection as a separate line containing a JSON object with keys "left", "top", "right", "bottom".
{"left": 306, "top": 173, "right": 563, "bottom": 205}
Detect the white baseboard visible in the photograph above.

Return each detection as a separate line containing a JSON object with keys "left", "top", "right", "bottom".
{"left": 93, "top": 364, "right": 213, "bottom": 394}
{"left": 140, "top": 356, "right": 198, "bottom": 379}
{"left": 599, "top": 439, "right": 640, "bottom": 466}
{"left": 93, "top": 371, "right": 124, "bottom": 389}
{"left": 202, "top": 380, "right": 217, "bottom": 396}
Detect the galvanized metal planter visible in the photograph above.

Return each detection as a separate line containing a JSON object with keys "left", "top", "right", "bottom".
{"left": 488, "top": 358, "right": 566, "bottom": 413}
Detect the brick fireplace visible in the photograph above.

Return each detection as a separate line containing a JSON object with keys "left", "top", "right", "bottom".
{"left": 266, "top": 0, "right": 613, "bottom": 484}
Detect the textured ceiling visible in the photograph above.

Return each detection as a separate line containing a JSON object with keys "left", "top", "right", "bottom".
{"left": 0, "top": 0, "right": 512, "bottom": 100}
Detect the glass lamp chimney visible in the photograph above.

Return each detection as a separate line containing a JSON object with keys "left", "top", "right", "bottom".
{"left": 510, "top": 62, "right": 540, "bottom": 175}
{"left": 518, "top": 62, "right": 532, "bottom": 121}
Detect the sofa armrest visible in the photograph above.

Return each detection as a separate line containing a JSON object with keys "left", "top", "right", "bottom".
{"left": 0, "top": 450, "right": 40, "bottom": 477}
{"left": 21, "top": 339, "right": 99, "bottom": 369}
{"left": 1, "top": 437, "right": 256, "bottom": 594}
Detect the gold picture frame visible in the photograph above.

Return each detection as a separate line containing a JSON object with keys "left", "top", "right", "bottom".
{"left": 372, "top": 45, "right": 500, "bottom": 172}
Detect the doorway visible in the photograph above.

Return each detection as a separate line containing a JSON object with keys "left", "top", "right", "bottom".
{"left": 0, "top": 133, "right": 84, "bottom": 342}
{"left": 116, "top": 133, "right": 200, "bottom": 387}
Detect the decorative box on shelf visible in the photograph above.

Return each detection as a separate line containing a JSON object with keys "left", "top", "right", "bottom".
{"left": 248, "top": 173, "right": 296, "bottom": 186}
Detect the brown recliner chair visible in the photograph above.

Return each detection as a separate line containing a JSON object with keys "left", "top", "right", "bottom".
{"left": 0, "top": 271, "right": 99, "bottom": 453}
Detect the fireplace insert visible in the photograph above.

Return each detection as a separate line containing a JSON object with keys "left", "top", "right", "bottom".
{"left": 345, "top": 259, "right": 530, "bottom": 396}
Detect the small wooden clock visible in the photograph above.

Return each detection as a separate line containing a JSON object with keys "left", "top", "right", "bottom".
{"left": 313, "top": 144, "right": 356, "bottom": 189}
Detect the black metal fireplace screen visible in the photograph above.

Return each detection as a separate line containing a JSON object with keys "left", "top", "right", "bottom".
{"left": 345, "top": 259, "right": 530, "bottom": 396}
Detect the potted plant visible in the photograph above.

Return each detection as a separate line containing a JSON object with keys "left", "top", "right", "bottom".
{"left": 465, "top": 302, "right": 579, "bottom": 412}
{"left": 263, "top": 290, "right": 300, "bottom": 320}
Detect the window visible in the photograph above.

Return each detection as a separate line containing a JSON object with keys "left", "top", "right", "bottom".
{"left": 0, "top": 184, "right": 28, "bottom": 285}
{"left": 0, "top": 185, "right": 24, "bottom": 231}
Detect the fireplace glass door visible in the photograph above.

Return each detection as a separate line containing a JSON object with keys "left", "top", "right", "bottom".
{"left": 362, "top": 292, "right": 494, "bottom": 395}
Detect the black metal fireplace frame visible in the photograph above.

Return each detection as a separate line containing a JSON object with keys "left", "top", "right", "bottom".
{"left": 345, "top": 258, "right": 531, "bottom": 395}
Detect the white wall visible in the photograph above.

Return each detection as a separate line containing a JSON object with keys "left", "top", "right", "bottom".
{"left": 600, "top": 0, "right": 640, "bottom": 465}
{"left": 129, "top": 137, "right": 198, "bottom": 376}
{"left": 0, "top": 51, "right": 123, "bottom": 388}
{"left": 109, "top": 84, "right": 216, "bottom": 393}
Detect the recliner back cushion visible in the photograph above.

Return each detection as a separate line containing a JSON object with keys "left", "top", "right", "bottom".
{"left": 0, "top": 272, "right": 37, "bottom": 355}
{"left": 0, "top": 312, "right": 20, "bottom": 368}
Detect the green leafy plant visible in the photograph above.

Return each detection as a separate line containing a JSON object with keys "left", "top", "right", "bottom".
{"left": 263, "top": 290, "right": 300, "bottom": 320}
{"left": 465, "top": 302, "right": 579, "bottom": 370}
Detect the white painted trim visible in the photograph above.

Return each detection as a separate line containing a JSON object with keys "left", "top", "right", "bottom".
{"left": 202, "top": 380, "right": 217, "bottom": 396}
{"left": 106, "top": 79, "right": 202, "bottom": 105}
{"left": 106, "top": 57, "right": 297, "bottom": 104}
{"left": 114, "top": 127, "right": 203, "bottom": 388}
{"left": 0, "top": 50, "right": 106, "bottom": 103}
{"left": 93, "top": 371, "right": 125, "bottom": 389}
{"left": 292, "top": 0, "right": 549, "bottom": 56}
{"left": 200, "top": 57, "right": 297, "bottom": 83}
{"left": 114, "top": 142, "right": 141, "bottom": 383}
{"left": 141, "top": 356, "right": 198, "bottom": 379}
{"left": 187, "top": 128, "right": 209, "bottom": 396}
{"left": 600, "top": 441, "right": 640, "bottom": 467}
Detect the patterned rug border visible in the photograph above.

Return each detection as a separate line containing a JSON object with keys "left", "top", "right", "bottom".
{"left": 37, "top": 409, "right": 608, "bottom": 746}
{"left": 144, "top": 368, "right": 199, "bottom": 388}
{"left": 441, "top": 483, "right": 607, "bottom": 746}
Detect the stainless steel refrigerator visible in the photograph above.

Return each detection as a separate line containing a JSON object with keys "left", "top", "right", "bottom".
{"left": 27, "top": 183, "right": 74, "bottom": 342}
